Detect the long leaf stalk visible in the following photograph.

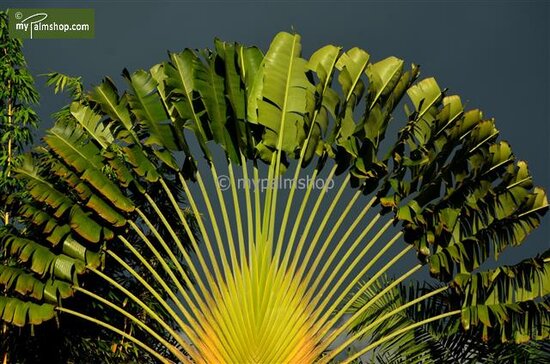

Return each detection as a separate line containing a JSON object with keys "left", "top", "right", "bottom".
{"left": 125, "top": 222, "right": 191, "bottom": 314}
{"left": 57, "top": 307, "right": 176, "bottom": 364}
{"left": 337, "top": 285, "right": 450, "bottom": 357}
{"left": 180, "top": 169, "right": 266, "bottom": 361}
{"left": 88, "top": 265, "right": 198, "bottom": 350}
{"left": 305, "top": 197, "right": 380, "bottom": 294}
{"left": 294, "top": 187, "right": 363, "bottom": 286}
{"left": 317, "top": 243, "right": 415, "bottom": 344}
{"left": 322, "top": 263, "right": 425, "bottom": 358}
{"left": 195, "top": 170, "right": 234, "bottom": 281}
{"left": 132, "top": 209, "right": 208, "bottom": 313}
{"left": 142, "top": 190, "right": 227, "bottom": 325}
{"left": 211, "top": 161, "right": 261, "bottom": 359}
{"left": 238, "top": 155, "right": 261, "bottom": 351}
{"left": 177, "top": 173, "right": 226, "bottom": 292}
{"left": 250, "top": 164, "right": 341, "bottom": 358}
{"left": 312, "top": 223, "right": 402, "bottom": 327}
{"left": 316, "top": 284, "right": 450, "bottom": 363}
{"left": 113, "top": 238, "right": 196, "bottom": 340}
{"left": 75, "top": 155, "right": 444, "bottom": 363}
{"left": 278, "top": 166, "right": 322, "bottom": 273}
{"left": 180, "top": 169, "right": 260, "bottom": 358}
{"left": 308, "top": 206, "right": 379, "bottom": 299}
{"left": 227, "top": 161, "right": 246, "bottom": 268}
{"left": 208, "top": 165, "right": 240, "bottom": 275}
{"left": 240, "top": 154, "right": 255, "bottom": 263}
{"left": 259, "top": 186, "right": 374, "bottom": 352}
{"left": 286, "top": 165, "right": 340, "bottom": 276}
{"left": 340, "top": 310, "right": 462, "bottom": 364}
{"left": 272, "top": 45, "right": 340, "bottom": 262}
{"left": 140, "top": 197, "right": 249, "bottom": 362}
{"left": 157, "top": 177, "right": 226, "bottom": 305}
{"left": 106, "top": 153, "right": 429, "bottom": 362}
{"left": 73, "top": 286, "right": 188, "bottom": 362}
{"left": 129, "top": 214, "right": 239, "bottom": 359}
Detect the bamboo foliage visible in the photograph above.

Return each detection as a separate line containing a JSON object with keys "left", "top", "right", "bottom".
{"left": 0, "top": 32, "right": 548, "bottom": 363}
{"left": 0, "top": 10, "right": 39, "bottom": 224}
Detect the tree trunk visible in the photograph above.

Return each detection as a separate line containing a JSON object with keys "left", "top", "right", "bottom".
{"left": 3, "top": 80, "right": 12, "bottom": 226}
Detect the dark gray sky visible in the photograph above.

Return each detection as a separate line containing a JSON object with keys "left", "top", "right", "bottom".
{"left": 4, "top": 0, "right": 549, "bottom": 270}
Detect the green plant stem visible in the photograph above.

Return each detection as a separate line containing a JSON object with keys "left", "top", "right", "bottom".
{"left": 178, "top": 171, "right": 250, "bottom": 361}
{"left": 307, "top": 201, "right": 378, "bottom": 302}
{"left": 209, "top": 161, "right": 255, "bottom": 361}
{"left": 323, "top": 261, "right": 422, "bottom": 353}
{"left": 56, "top": 307, "right": 176, "bottom": 364}
{"left": 181, "top": 170, "right": 251, "bottom": 361}
{"left": 209, "top": 165, "right": 239, "bottom": 276}
{"left": 195, "top": 171, "right": 233, "bottom": 279}
{"left": 125, "top": 221, "right": 190, "bottom": 311}
{"left": 340, "top": 310, "right": 462, "bottom": 364}
{"left": 227, "top": 159, "right": 256, "bottom": 350}
{"left": 295, "top": 188, "right": 362, "bottom": 288}
{"left": 259, "top": 176, "right": 364, "bottom": 360}
{"left": 286, "top": 166, "right": 340, "bottom": 277}
{"left": 227, "top": 161, "right": 246, "bottom": 267}
{"left": 88, "top": 265, "right": 201, "bottom": 349}
{"left": 129, "top": 213, "right": 234, "bottom": 360}
{"left": 157, "top": 177, "right": 219, "bottom": 300}
{"left": 327, "top": 285, "right": 450, "bottom": 362}
{"left": 311, "top": 220, "right": 398, "bottom": 327}
{"left": 240, "top": 154, "right": 255, "bottom": 263}
{"left": 132, "top": 210, "right": 209, "bottom": 316}
{"left": 273, "top": 47, "right": 339, "bottom": 266}
{"left": 105, "top": 246, "right": 196, "bottom": 352}
{"left": 74, "top": 286, "right": 189, "bottom": 362}
{"left": 315, "top": 240, "right": 414, "bottom": 344}
{"left": 177, "top": 172, "right": 225, "bottom": 290}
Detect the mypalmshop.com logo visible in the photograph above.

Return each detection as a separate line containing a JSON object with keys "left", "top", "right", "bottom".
{"left": 9, "top": 8, "right": 94, "bottom": 39}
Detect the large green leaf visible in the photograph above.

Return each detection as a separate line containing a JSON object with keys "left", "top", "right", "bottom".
{"left": 0, "top": 266, "right": 73, "bottom": 303}
{"left": 0, "top": 296, "right": 55, "bottom": 327}
{"left": 248, "top": 32, "right": 315, "bottom": 157}
{"left": 124, "top": 68, "right": 180, "bottom": 151}
{"left": 453, "top": 251, "right": 550, "bottom": 342}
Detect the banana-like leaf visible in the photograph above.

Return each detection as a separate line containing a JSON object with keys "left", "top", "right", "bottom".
{"left": 89, "top": 77, "right": 136, "bottom": 142}
{"left": 248, "top": 32, "right": 315, "bottom": 157}
{"left": 452, "top": 251, "right": 550, "bottom": 342}
{"left": 347, "top": 277, "right": 550, "bottom": 363}
{"left": 161, "top": 50, "right": 213, "bottom": 159}
{"left": 0, "top": 296, "right": 55, "bottom": 327}
{"left": 124, "top": 68, "right": 180, "bottom": 151}
{"left": 305, "top": 45, "right": 341, "bottom": 164}
{"left": 0, "top": 266, "right": 73, "bottom": 303}
{"left": 69, "top": 102, "right": 114, "bottom": 149}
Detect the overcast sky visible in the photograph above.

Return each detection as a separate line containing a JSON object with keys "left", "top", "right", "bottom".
{"left": 3, "top": 0, "right": 549, "bottom": 272}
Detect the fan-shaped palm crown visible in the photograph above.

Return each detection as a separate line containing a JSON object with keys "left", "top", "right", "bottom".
{"left": 1, "top": 32, "right": 549, "bottom": 363}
